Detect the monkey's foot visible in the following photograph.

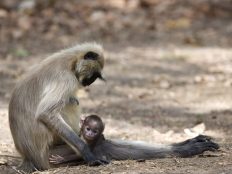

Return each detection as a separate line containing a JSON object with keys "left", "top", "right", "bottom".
{"left": 173, "top": 135, "right": 219, "bottom": 157}
{"left": 17, "top": 160, "right": 37, "bottom": 173}
{"left": 174, "top": 135, "right": 212, "bottom": 146}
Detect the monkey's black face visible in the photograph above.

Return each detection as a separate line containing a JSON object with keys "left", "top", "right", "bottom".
{"left": 81, "top": 72, "right": 105, "bottom": 86}
{"left": 77, "top": 51, "right": 105, "bottom": 86}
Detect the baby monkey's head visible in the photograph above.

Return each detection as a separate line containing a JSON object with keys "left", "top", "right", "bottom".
{"left": 80, "top": 115, "right": 105, "bottom": 144}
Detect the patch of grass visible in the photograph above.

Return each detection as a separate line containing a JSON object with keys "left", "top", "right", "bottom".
{"left": 13, "top": 47, "right": 30, "bottom": 58}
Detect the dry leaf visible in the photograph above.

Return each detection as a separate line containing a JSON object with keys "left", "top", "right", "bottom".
{"left": 184, "top": 123, "right": 205, "bottom": 137}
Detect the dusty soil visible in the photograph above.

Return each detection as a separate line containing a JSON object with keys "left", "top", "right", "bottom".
{"left": 0, "top": 45, "right": 232, "bottom": 174}
{"left": 1, "top": 0, "right": 232, "bottom": 173}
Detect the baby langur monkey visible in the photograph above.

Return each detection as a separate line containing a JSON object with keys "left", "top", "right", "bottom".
{"left": 50, "top": 115, "right": 219, "bottom": 165}
{"left": 50, "top": 115, "right": 105, "bottom": 164}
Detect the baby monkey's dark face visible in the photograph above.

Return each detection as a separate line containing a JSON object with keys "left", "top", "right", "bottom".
{"left": 80, "top": 115, "right": 105, "bottom": 144}
{"left": 82, "top": 120, "right": 103, "bottom": 142}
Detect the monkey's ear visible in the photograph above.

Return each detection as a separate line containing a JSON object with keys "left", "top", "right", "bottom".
{"left": 84, "top": 51, "right": 99, "bottom": 60}
{"left": 79, "top": 115, "right": 87, "bottom": 128}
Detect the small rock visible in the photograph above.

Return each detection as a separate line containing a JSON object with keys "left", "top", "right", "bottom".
{"left": 136, "top": 159, "right": 146, "bottom": 162}
{"left": 18, "top": 0, "right": 36, "bottom": 12}
{"left": 224, "top": 80, "right": 232, "bottom": 87}
{"left": 90, "top": 11, "right": 105, "bottom": 22}
{"left": 159, "top": 80, "right": 171, "bottom": 89}
{"left": 12, "top": 30, "right": 24, "bottom": 39}
{"left": 194, "top": 75, "right": 203, "bottom": 83}
{"left": 0, "top": 158, "right": 7, "bottom": 165}
{"left": 17, "top": 16, "right": 32, "bottom": 31}
{"left": 0, "top": 9, "right": 7, "bottom": 18}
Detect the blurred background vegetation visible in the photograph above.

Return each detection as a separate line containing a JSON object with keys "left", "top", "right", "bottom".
{"left": 0, "top": 0, "right": 232, "bottom": 58}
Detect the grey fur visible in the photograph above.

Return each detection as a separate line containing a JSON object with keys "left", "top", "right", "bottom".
{"left": 92, "top": 135, "right": 219, "bottom": 161}
{"left": 9, "top": 42, "right": 105, "bottom": 172}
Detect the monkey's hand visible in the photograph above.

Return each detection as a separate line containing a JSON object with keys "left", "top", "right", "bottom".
{"left": 49, "top": 155, "right": 65, "bottom": 165}
{"left": 173, "top": 135, "right": 219, "bottom": 157}
{"left": 82, "top": 146, "right": 109, "bottom": 166}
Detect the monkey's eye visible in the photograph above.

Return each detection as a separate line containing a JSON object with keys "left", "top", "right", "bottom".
{"left": 86, "top": 127, "right": 90, "bottom": 131}
{"left": 84, "top": 51, "right": 99, "bottom": 60}
{"left": 93, "top": 130, "right": 98, "bottom": 134}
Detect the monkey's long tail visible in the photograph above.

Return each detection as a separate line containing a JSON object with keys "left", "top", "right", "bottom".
{"left": 93, "top": 135, "right": 219, "bottom": 160}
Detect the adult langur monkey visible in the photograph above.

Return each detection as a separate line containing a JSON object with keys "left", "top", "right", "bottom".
{"left": 9, "top": 43, "right": 107, "bottom": 172}
{"left": 9, "top": 43, "right": 219, "bottom": 172}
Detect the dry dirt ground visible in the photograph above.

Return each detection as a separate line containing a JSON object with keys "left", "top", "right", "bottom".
{"left": 0, "top": 44, "right": 232, "bottom": 174}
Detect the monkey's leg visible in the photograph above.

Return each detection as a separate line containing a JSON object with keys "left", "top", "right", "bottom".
{"left": 17, "top": 159, "right": 37, "bottom": 173}
{"left": 92, "top": 135, "right": 219, "bottom": 160}
{"left": 10, "top": 114, "right": 52, "bottom": 172}
{"left": 18, "top": 129, "right": 52, "bottom": 172}
{"left": 14, "top": 139, "right": 51, "bottom": 171}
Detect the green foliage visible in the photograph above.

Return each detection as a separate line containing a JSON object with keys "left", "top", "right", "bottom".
{"left": 14, "top": 47, "right": 29, "bottom": 58}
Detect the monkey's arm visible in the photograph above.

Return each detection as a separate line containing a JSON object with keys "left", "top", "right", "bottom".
{"left": 49, "top": 144, "right": 83, "bottom": 165}
{"left": 35, "top": 82, "right": 107, "bottom": 166}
